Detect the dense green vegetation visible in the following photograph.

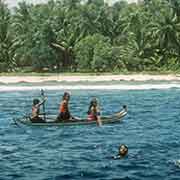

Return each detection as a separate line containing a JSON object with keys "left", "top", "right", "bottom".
{"left": 0, "top": 0, "right": 180, "bottom": 73}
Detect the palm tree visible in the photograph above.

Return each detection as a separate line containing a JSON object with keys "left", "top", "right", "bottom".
{"left": 0, "top": 0, "right": 17, "bottom": 71}
{"left": 50, "top": 0, "right": 84, "bottom": 70}
{"left": 148, "top": 5, "right": 180, "bottom": 65}
{"left": 167, "top": 0, "right": 180, "bottom": 20}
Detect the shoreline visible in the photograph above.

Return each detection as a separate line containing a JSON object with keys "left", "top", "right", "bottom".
{"left": 0, "top": 74, "right": 180, "bottom": 83}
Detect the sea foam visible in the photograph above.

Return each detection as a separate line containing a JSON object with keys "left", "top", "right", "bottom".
{"left": 0, "top": 83, "right": 180, "bottom": 91}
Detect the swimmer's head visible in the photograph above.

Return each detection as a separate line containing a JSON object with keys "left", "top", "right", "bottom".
{"left": 118, "top": 144, "right": 128, "bottom": 157}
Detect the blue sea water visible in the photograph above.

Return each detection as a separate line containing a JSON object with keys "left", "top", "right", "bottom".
{"left": 0, "top": 87, "right": 180, "bottom": 180}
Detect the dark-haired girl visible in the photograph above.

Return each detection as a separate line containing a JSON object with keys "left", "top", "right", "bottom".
{"left": 87, "top": 98, "right": 102, "bottom": 126}
{"left": 31, "top": 98, "right": 47, "bottom": 123}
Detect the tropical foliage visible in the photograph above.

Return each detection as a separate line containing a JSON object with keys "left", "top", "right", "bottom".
{"left": 0, "top": 0, "right": 180, "bottom": 72}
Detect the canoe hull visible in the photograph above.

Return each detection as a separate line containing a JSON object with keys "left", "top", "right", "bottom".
{"left": 14, "top": 109, "right": 127, "bottom": 127}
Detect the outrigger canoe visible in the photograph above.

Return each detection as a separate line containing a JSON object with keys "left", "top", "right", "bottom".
{"left": 13, "top": 106, "right": 127, "bottom": 127}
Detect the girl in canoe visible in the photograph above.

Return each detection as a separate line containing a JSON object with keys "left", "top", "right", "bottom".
{"left": 56, "top": 92, "right": 72, "bottom": 121}
{"left": 31, "top": 98, "right": 47, "bottom": 123}
{"left": 87, "top": 98, "right": 102, "bottom": 126}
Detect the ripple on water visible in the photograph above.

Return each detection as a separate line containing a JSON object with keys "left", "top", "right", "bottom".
{"left": 0, "top": 89, "right": 180, "bottom": 180}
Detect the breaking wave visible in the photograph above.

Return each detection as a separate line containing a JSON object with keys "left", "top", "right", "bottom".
{"left": 1, "top": 83, "right": 180, "bottom": 91}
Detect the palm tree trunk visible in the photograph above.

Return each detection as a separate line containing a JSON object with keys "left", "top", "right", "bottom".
{"left": 51, "top": 42, "right": 72, "bottom": 70}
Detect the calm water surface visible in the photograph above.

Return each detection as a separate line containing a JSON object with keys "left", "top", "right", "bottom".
{"left": 0, "top": 88, "right": 180, "bottom": 180}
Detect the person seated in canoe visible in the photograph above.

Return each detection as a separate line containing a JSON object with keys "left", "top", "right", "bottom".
{"left": 113, "top": 144, "right": 128, "bottom": 159}
{"left": 56, "top": 92, "right": 72, "bottom": 122}
{"left": 87, "top": 98, "right": 102, "bottom": 126}
{"left": 31, "top": 98, "right": 47, "bottom": 123}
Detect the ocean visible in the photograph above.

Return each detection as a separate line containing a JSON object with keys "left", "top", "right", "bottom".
{"left": 0, "top": 81, "right": 180, "bottom": 180}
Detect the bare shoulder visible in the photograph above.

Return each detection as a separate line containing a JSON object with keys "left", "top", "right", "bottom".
{"left": 62, "top": 100, "right": 68, "bottom": 105}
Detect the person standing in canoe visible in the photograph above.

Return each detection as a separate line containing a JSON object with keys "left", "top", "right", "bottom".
{"left": 87, "top": 98, "right": 102, "bottom": 126}
{"left": 31, "top": 98, "right": 47, "bottom": 123}
{"left": 56, "top": 92, "right": 72, "bottom": 121}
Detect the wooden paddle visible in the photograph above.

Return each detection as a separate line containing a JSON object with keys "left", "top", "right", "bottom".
{"left": 41, "top": 89, "right": 46, "bottom": 121}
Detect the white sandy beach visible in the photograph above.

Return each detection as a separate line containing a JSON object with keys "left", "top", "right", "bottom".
{"left": 0, "top": 74, "right": 180, "bottom": 83}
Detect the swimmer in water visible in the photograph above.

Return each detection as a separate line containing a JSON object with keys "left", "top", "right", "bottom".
{"left": 113, "top": 144, "right": 128, "bottom": 159}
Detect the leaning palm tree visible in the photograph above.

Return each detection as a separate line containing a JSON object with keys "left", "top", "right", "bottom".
{"left": 51, "top": 0, "right": 84, "bottom": 70}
